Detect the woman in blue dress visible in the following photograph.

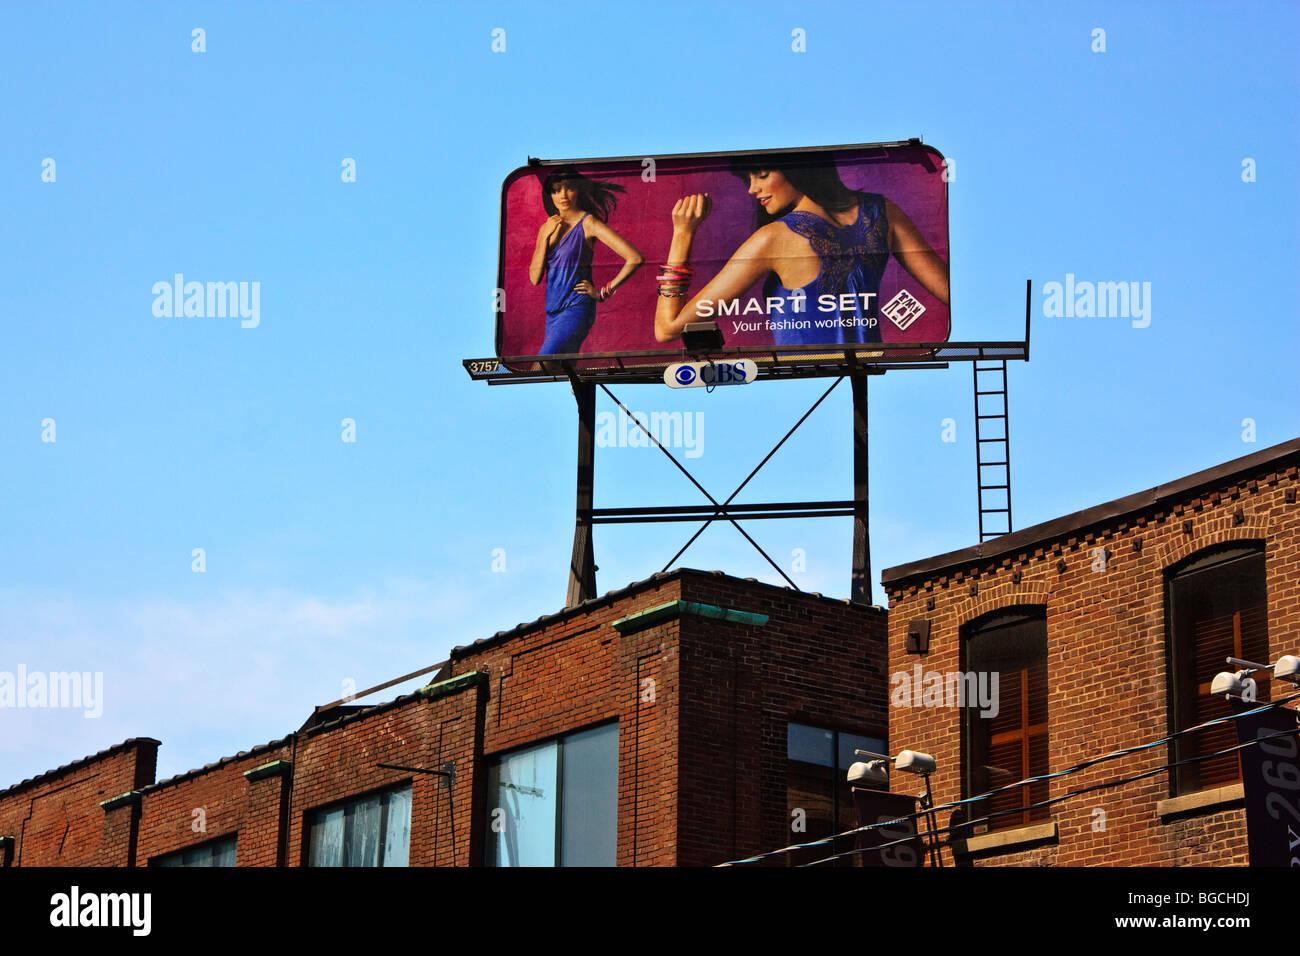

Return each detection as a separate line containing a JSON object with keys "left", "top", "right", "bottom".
{"left": 530, "top": 167, "right": 644, "bottom": 355}
{"left": 653, "top": 153, "right": 949, "bottom": 346}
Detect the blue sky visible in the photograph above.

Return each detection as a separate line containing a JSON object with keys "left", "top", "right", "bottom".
{"left": 2, "top": 0, "right": 1296, "bottom": 787}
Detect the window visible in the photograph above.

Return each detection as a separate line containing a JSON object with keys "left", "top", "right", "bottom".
{"left": 485, "top": 722, "right": 618, "bottom": 867}
{"left": 786, "top": 723, "right": 885, "bottom": 866}
{"left": 1167, "top": 544, "right": 1269, "bottom": 794}
{"left": 306, "top": 783, "right": 411, "bottom": 867}
{"left": 963, "top": 607, "right": 1049, "bottom": 834}
{"left": 153, "top": 834, "right": 237, "bottom": 867}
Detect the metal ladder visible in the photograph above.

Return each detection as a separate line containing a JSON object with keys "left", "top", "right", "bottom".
{"left": 973, "top": 361, "right": 1013, "bottom": 541}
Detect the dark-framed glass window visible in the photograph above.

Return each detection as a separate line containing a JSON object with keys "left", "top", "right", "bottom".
{"left": 306, "top": 782, "right": 411, "bottom": 867}
{"left": 485, "top": 721, "right": 619, "bottom": 867}
{"left": 153, "top": 833, "right": 237, "bottom": 867}
{"left": 786, "top": 723, "right": 885, "bottom": 866}
{"left": 1167, "top": 543, "right": 1268, "bottom": 794}
{"left": 963, "top": 607, "right": 1049, "bottom": 834}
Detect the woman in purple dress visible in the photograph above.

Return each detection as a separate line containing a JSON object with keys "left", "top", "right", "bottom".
{"left": 530, "top": 167, "right": 644, "bottom": 355}
{"left": 653, "top": 153, "right": 949, "bottom": 345}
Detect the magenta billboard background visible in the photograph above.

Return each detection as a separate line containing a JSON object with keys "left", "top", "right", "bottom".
{"left": 497, "top": 143, "right": 950, "bottom": 363}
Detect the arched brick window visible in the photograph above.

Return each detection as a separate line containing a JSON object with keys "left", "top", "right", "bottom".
{"left": 962, "top": 606, "right": 1049, "bottom": 833}
{"left": 1166, "top": 542, "right": 1269, "bottom": 794}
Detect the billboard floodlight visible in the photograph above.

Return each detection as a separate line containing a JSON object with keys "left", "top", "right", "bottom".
{"left": 681, "top": 321, "right": 725, "bottom": 353}
{"left": 895, "top": 750, "right": 937, "bottom": 775}
{"left": 1211, "top": 670, "right": 1251, "bottom": 698}
{"left": 1272, "top": 655, "right": 1300, "bottom": 685}
{"left": 847, "top": 759, "right": 890, "bottom": 788}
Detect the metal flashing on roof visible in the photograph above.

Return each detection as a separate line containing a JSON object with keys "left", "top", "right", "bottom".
{"left": 612, "top": 600, "right": 770, "bottom": 634}
{"left": 418, "top": 671, "right": 486, "bottom": 701}
{"left": 449, "top": 567, "right": 870, "bottom": 659}
{"left": 243, "top": 760, "right": 292, "bottom": 783}
{"left": 99, "top": 791, "right": 142, "bottom": 812}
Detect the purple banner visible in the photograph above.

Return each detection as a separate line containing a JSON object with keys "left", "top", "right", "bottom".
{"left": 497, "top": 143, "right": 950, "bottom": 367}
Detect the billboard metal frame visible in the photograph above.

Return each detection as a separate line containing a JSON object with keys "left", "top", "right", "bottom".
{"left": 470, "top": 137, "right": 1032, "bottom": 608}
{"left": 494, "top": 137, "right": 951, "bottom": 365}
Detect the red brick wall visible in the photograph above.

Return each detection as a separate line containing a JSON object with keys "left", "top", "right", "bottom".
{"left": 448, "top": 575, "right": 685, "bottom": 866}
{"left": 0, "top": 739, "right": 158, "bottom": 867}
{"left": 137, "top": 743, "right": 292, "bottom": 867}
{"left": 675, "top": 575, "right": 888, "bottom": 866}
{"left": 447, "top": 572, "right": 889, "bottom": 867}
{"left": 283, "top": 684, "right": 484, "bottom": 867}
{"left": 884, "top": 461, "right": 1299, "bottom": 866}
{"left": 1, "top": 570, "right": 893, "bottom": 868}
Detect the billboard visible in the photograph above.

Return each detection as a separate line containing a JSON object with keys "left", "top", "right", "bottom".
{"left": 496, "top": 142, "right": 950, "bottom": 367}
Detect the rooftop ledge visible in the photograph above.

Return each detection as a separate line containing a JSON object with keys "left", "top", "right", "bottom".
{"left": 99, "top": 791, "right": 142, "bottom": 812}
{"left": 613, "top": 600, "right": 769, "bottom": 635}
{"left": 418, "top": 670, "right": 486, "bottom": 702}
{"left": 243, "top": 760, "right": 292, "bottom": 783}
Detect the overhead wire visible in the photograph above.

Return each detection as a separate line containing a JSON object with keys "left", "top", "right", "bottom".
{"left": 716, "top": 691, "right": 1300, "bottom": 867}
{"left": 798, "top": 721, "right": 1300, "bottom": 867}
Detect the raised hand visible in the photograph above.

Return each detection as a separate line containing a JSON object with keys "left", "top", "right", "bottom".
{"left": 671, "top": 193, "right": 711, "bottom": 234}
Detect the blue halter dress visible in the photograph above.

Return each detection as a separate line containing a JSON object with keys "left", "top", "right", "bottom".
{"left": 540, "top": 214, "right": 596, "bottom": 355}
{"left": 769, "top": 193, "right": 889, "bottom": 346}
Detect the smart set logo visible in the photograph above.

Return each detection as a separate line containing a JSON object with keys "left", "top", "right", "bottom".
{"left": 882, "top": 288, "right": 926, "bottom": 331}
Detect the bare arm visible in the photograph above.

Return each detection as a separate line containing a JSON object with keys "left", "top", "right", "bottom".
{"left": 529, "top": 216, "right": 564, "bottom": 286}
{"left": 584, "top": 217, "right": 644, "bottom": 295}
{"left": 654, "top": 195, "right": 776, "bottom": 343}
{"left": 885, "top": 198, "right": 949, "bottom": 305}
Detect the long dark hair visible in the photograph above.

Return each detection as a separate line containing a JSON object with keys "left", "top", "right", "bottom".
{"left": 729, "top": 151, "right": 859, "bottom": 227}
{"left": 541, "top": 166, "right": 625, "bottom": 220}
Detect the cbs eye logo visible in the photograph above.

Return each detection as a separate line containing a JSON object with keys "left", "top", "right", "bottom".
{"left": 674, "top": 366, "right": 697, "bottom": 385}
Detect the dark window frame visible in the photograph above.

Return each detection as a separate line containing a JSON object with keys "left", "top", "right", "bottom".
{"left": 960, "top": 605, "right": 1049, "bottom": 835}
{"left": 303, "top": 780, "right": 413, "bottom": 867}
{"left": 484, "top": 719, "right": 620, "bottom": 867}
{"left": 1164, "top": 541, "right": 1269, "bottom": 796}
{"left": 785, "top": 721, "right": 886, "bottom": 867}
{"left": 150, "top": 832, "right": 237, "bottom": 867}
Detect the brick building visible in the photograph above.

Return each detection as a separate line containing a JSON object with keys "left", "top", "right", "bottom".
{"left": 0, "top": 570, "right": 888, "bottom": 867}
{"left": 881, "top": 436, "right": 1300, "bottom": 866}
{"left": 4, "top": 439, "right": 1296, "bottom": 868}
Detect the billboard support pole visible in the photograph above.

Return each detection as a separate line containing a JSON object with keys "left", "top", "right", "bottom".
{"left": 851, "top": 372, "right": 871, "bottom": 605}
{"left": 567, "top": 377, "right": 597, "bottom": 607}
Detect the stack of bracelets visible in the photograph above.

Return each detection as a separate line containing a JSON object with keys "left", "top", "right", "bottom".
{"left": 597, "top": 282, "right": 615, "bottom": 302}
{"left": 657, "top": 263, "right": 693, "bottom": 298}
